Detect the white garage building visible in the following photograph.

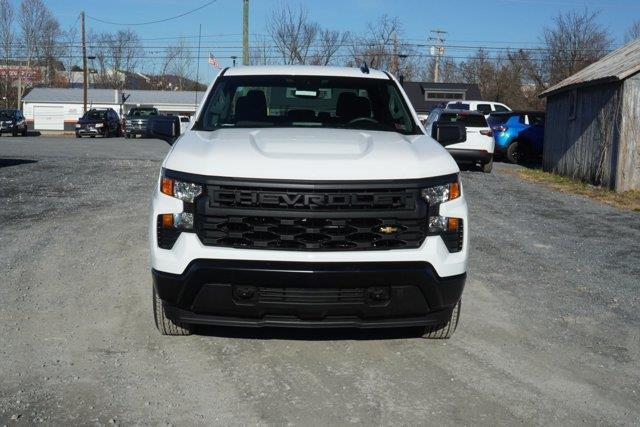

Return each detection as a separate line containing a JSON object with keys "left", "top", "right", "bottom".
{"left": 22, "top": 88, "right": 205, "bottom": 132}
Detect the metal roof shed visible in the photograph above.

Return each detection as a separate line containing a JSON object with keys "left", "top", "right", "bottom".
{"left": 539, "top": 39, "right": 640, "bottom": 192}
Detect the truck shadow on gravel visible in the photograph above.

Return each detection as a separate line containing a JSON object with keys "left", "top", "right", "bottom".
{"left": 193, "top": 325, "right": 424, "bottom": 341}
{"left": 0, "top": 158, "right": 38, "bottom": 168}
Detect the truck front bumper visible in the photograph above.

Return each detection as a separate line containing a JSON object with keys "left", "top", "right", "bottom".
{"left": 153, "top": 260, "right": 465, "bottom": 328}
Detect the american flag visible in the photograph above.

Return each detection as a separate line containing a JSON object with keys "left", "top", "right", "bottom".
{"left": 208, "top": 53, "right": 221, "bottom": 69}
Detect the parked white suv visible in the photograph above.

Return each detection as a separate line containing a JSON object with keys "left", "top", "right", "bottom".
{"left": 148, "top": 65, "right": 469, "bottom": 338}
{"left": 425, "top": 108, "right": 495, "bottom": 172}
{"left": 446, "top": 100, "right": 511, "bottom": 116}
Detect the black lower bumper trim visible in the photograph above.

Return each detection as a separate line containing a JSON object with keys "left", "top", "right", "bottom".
{"left": 447, "top": 148, "right": 492, "bottom": 163}
{"left": 153, "top": 260, "right": 466, "bottom": 328}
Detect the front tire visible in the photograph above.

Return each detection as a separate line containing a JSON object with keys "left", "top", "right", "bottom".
{"left": 419, "top": 299, "right": 461, "bottom": 339}
{"left": 153, "top": 288, "right": 191, "bottom": 336}
{"left": 482, "top": 158, "right": 493, "bottom": 173}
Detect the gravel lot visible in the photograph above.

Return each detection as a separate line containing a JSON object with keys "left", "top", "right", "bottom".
{"left": 1, "top": 136, "right": 639, "bottom": 425}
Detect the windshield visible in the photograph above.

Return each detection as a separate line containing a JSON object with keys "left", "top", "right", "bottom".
{"left": 0, "top": 110, "right": 14, "bottom": 118}
{"left": 195, "top": 75, "right": 420, "bottom": 135}
{"left": 84, "top": 110, "right": 106, "bottom": 120}
{"left": 128, "top": 109, "right": 157, "bottom": 117}
{"left": 440, "top": 113, "right": 488, "bottom": 128}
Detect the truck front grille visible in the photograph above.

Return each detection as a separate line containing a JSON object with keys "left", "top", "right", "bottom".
{"left": 164, "top": 174, "right": 451, "bottom": 252}
{"left": 196, "top": 215, "right": 427, "bottom": 250}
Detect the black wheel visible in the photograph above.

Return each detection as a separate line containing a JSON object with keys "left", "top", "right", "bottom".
{"left": 506, "top": 141, "right": 529, "bottom": 164}
{"left": 125, "top": 134, "right": 131, "bottom": 139}
{"left": 419, "top": 300, "right": 461, "bottom": 339}
{"left": 153, "top": 288, "right": 191, "bottom": 336}
{"left": 482, "top": 158, "right": 493, "bottom": 173}
{"left": 12, "top": 129, "right": 17, "bottom": 137}
{"left": 21, "top": 129, "right": 27, "bottom": 136}
{"left": 76, "top": 134, "right": 81, "bottom": 138}
{"left": 90, "top": 135, "right": 95, "bottom": 138}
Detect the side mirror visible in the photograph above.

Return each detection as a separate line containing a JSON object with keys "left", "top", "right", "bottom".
{"left": 432, "top": 121, "right": 467, "bottom": 146}
{"left": 147, "top": 115, "right": 180, "bottom": 144}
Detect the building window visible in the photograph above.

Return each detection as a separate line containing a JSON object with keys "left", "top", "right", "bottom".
{"left": 424, "top": 91, "right": 466, "bottom": 101}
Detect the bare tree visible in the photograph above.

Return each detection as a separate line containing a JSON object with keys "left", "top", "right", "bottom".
{"left": 61, "top": 24, "right": 78, "bottom": 86}
{"left": 309, "top": 29, "right": 348, "bottom": 66}
{"left": 0, "top": 0, "right": 14, "bottom": 105}
{"left": 268, "top": 3, "right": 319, "bottom": 64}
{"left": 347, "top": 15, "right": 420, "bottom": 80}
{"left": 540, "top": 9, "right": 611, "bottom": 86}
{"left": 169, "top": 39, "right": 194, "bottom": 90}
{"left": 624, "top": 20, "right": 640, "bottom": 43}
{"left": 90, "top": 29, "right": 141, "bottom": 90}
{"left": 18, "top": 0, "right": 61, "bottom": 84}
{"left": 250, "top": 35, "right": 273, "bottom": 65}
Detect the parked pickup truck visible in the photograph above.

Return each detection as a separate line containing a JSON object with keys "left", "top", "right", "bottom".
{"left": 149, "top": 65, "right": 469, "bottom": 338}
{"left": 124, "top": 107, "right": 159, "bottom": 138}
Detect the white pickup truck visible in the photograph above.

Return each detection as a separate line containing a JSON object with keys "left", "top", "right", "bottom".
{"left": 148, "top": 65, "right": 469, "bottom": 338}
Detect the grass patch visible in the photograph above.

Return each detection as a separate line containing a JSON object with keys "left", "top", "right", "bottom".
{"left": 507, "top": 167, "right": 640, "bottom": 212}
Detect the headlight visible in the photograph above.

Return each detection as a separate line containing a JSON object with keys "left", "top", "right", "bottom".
{"left": 420, "top": 181, "right": 460, "bottom": 204}
{"left": 95, "top": 123, "right": 104, "bottom": 128}
{"left": 422, "top": 178, "right": 463, "bottom": 253}
{"left": 75, "top": 124, "right": 81, "bottom": 128}
{"left": 160, "top": 176, "right": 202, "bottom": 203}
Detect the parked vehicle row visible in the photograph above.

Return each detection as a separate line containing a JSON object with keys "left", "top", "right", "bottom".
{"left": 421, "top": 100, "right": 545, "bottom": 166}
{"left": 0, "top": 109, "right": 28, "bottom": 136}
{"left": 73, "top": 107, "right": 191, "bottom": 139}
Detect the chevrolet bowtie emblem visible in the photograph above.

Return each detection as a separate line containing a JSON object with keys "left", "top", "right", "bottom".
{"left": 379, "top": 225, "right": 398, "bottom": 234}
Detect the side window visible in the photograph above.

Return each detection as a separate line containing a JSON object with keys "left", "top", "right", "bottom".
{"left": 476, "top": 104, "right": 492, "bottom": 115}
{"left": 494, "top": 104, "right": 509, "bottom": 112}
{"left": 386, "top": 86, "right": 412, "bottom": 132}
{"left": 530, "top": 114, "right": 545, "bottom": 126}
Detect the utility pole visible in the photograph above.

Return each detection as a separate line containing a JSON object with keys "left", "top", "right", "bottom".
{"left": 429, "top": 29, "right": 447, "bottom": 83}
{"left": 391, "top": 31, "right": 399, "bottom": 76}
{"left": 81, "top": 11, "right": 88, "bottom": 113}
{"left": 195, "top": 24, "right": 201, "bottom": 107}
{"left": 242, "top": 0, "right": 249, "bottom": 65}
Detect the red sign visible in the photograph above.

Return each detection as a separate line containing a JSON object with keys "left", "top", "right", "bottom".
{"left": 0, "top": 66, "right": 42, "bottom": 83}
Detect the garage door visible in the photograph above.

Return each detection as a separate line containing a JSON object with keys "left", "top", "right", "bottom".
{"left": 34, "top": 105, "right": 64, "bottom": 130}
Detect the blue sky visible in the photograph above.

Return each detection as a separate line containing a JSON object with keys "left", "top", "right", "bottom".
{"left": 44, "top": 0, "right": 640, "bottom": 83}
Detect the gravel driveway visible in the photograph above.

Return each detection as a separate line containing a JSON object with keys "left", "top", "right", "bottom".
{"left": 1, "top": 137, "right": 638, "bottom": 425}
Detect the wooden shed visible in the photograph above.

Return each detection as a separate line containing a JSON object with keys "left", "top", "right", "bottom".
{"left": 539, "top": 39, "right": 640, "bottom": 192}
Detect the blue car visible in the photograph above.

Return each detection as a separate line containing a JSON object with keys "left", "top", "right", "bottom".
{"left": 487, "top": 112, "right": 545, "bottom": 163}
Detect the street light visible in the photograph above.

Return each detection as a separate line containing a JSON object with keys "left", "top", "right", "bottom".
{"left": 231, "top": 56, "right": 237, "bottom": 67}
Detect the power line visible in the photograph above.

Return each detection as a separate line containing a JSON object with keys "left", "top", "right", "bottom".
{"left": 87, "top": 0, "right": 218, "bottom": 26}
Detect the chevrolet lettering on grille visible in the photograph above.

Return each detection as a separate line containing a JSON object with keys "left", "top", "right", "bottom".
{"left": 213, "top": 190, "right": 410, "bottom": 209}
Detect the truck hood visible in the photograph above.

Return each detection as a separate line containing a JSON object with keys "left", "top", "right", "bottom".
{"left": 163, "top": 128, "right": 459, "bottom": 180}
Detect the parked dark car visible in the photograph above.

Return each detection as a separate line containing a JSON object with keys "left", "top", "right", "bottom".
{"left": 124, "top": 107, "right": 159, "bottom": 138}
{"left": 487, "top": 111, "right": 545, "bottom": 163}
{"left": 0, "top": 109, "right": 28, "bottom": 136}
{"left": 75, "top": 108, "right": 121, "bottom": 138}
